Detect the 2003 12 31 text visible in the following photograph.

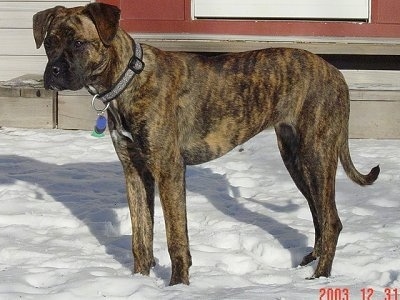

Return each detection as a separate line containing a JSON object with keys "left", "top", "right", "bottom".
{"left": 319, "top": 287, "right": 398, "bottom": 300}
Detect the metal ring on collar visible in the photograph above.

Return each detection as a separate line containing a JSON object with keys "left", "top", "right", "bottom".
{"left": 91, "top": 94, "right": 110, "bottom": 113}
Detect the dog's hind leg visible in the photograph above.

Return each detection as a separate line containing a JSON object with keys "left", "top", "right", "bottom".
{"left": 275, "top": 123, "right": 321, "bottom": 265}
{"left": 306, "top": 162, "right": 342, "bottom": 278}
{"left": 275, "top": 122, "right": 342, "bottom": 278}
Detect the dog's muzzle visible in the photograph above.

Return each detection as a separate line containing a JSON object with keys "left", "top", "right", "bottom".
{"left": 44, "top": 58, "right": 82, "bottom": 91}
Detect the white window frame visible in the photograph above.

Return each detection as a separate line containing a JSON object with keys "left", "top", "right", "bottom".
{"left": 193, "top": 0, "right": 370, "bottom": 20}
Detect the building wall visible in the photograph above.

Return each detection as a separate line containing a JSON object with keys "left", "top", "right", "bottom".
{"left": 0, "top": 0, "right": 90, "bottom": 81}
{"left": 0, "top": 0, "right": 398, "bottom": 138}
{"left": 101, "top": 0, "right": 400, "bottom": 38}
{"left": 1, "top": 0, "right": 399, "bottom": 81}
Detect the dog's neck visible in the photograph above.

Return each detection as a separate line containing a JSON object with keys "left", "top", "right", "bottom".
{"left": 86, "top": 38, "right": 144, "bottom": 104}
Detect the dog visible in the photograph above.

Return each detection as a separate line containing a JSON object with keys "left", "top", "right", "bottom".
{"left": 33, "top": 3, "right": 379, "bottom": 286}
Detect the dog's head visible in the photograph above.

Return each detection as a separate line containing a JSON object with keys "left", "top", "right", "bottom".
{"left": 33, "top": 3, "right": 121, "bottom": 91}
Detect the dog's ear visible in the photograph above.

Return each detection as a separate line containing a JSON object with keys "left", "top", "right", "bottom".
{"left": 33, "top": 6, "right": 65, "bottom": 49}
{"left": 83, "top": 3, "right": 121, "bottom": 46}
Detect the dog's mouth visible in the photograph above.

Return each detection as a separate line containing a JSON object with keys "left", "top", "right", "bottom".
{"left": 44, "top": 79, "right": 68, "bottom": 91}
{"left": 43, "top": 73, "right": 83, "bottom": 92}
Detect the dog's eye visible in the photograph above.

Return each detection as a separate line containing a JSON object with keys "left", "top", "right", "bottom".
{"left": 74, "top": 40, "right": 84, "bottom": 49}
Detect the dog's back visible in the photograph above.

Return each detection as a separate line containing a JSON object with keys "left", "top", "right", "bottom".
{"left": 140, "top": 46, "right": 349, "bottom": 165}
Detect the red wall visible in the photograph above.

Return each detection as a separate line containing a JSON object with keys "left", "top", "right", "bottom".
{"left": 100, "top": 0, "right": 400, "bottom": 38}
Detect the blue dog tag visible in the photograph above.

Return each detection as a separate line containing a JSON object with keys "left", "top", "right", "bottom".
{"left": 91, "top": 114, "right": 107, "bottom": 137}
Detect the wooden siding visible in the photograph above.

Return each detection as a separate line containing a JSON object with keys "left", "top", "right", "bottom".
{"left": 57, "top": 90, "right": 98, "bottom": 130}
{"left": 134, "top": 34, "right": 400, "bottom": 55}
{"left": 343, "top": 70, "right": 400, "bottom": 139}
{"left": 3, "top": 71, "right": 397, "bottom": 139}
{"left": 0, "top": 74, "right": 56, "bottom": 128}
{"left": 0, "top": 0, "right": 90, "bottom": 81}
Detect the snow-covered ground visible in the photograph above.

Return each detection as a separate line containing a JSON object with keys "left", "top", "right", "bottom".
{"left": 0, "top": 127, "right": 399, "bottom": 299}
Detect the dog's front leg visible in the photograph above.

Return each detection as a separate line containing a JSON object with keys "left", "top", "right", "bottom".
{"left": 124, "top": 165, "right": 156, "bottom": 276}
{"left": 157, "top": 159, "right": 192, "bottom": 285}
{"left": 110, "top": 131, "right": 156, "bottom": 276}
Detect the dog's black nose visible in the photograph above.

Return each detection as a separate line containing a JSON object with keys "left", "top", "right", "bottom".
{"left": 52, "top": 66, "right": 61, "bottom": 76}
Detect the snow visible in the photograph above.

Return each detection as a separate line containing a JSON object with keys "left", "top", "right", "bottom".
{"left": 0, "top": 127, "right": 399, "bottom": 299}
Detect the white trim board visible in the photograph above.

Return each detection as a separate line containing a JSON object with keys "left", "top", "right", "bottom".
{"left": 193, "top": 0, "right": 369, "bottom": 20}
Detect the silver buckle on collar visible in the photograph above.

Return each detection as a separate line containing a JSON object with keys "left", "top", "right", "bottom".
{"left": 91, "top": 94, "right": 110, "bottom": 113}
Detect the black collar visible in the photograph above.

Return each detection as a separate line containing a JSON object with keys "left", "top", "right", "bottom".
{"left": 87, "top": 39, "right": 144, "bottom": 104}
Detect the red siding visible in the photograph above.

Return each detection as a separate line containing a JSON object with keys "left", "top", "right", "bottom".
{"left": 99, "top": 0, "right": 400, "bottom": 38}
{"left": 372, "top": 0, "right": 400, "bottom": 24}
{"left": 121, "top": 0, "right": 185, "bottom": 21}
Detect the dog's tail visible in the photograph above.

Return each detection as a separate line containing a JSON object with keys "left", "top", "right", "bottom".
{"left": 339, "top": 140, "right": 380, "bottom": 186}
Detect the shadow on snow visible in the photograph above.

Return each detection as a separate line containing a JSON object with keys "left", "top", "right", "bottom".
{"left": 0, "top": 154, "right": 310, "bottom": 281}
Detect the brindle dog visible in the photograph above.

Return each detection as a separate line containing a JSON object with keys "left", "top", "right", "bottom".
{"left": 33, "top": 3, "right": 379, "bottom": 286}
